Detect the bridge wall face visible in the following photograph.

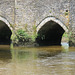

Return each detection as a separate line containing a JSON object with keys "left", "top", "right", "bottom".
{"left": 14, "top": 0, "right": 69, "bottom": 32}
{"left": 0, "top": 0, "right": 75, "bottom": 46}
{"left": 0, "top": 0, "right": 14, "bottom": 25}
{"left": 0, "top": 0, "right": 69, "bottom": 31}
{"left": 69, "top": 0, "right": 75, "bottom": 46}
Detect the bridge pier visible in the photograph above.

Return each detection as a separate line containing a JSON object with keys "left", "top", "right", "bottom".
{"left": 69, "top": 30, "right": 75, "bottom": 47}
{"left": 69, "top": 0, "right": 75, "bottom": 47}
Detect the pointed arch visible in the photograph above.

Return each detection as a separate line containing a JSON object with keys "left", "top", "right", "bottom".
{"left": 0, "top": 16, "right": 12, "bottom": 30}
{"left": 37, "top": 17, "right": 68, "bottom": 33}
{"left": 36, "top": 17, "right": 69, "bottom": 46}
{"left": 0, "top": 16, "right": 12, "bottom": 45}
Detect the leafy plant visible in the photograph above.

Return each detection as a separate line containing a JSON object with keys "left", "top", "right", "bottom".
{"left": 63, "top": 32, "right": 68, "bottom": 38}
{"left": 16, "top": 29, "right": 30, "bottom": 42}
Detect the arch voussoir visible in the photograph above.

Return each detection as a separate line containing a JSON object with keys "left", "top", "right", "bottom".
{"left": 0, "top": 16, "right": 12, "bottom": 30}
{"left": 37, "top": 17, "right": 68, "bottom": 33}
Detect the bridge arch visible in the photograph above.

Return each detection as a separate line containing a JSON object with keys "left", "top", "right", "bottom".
{"left": 36, "top": 17, "right": 68, "bottom": 46}
{"left": 37, "top": 17, "right": 68, "bottom": 32}
{"left": 0, "top": 17, "right": 12, "bottom": 45}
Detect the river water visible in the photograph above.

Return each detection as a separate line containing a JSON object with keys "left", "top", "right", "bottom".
{"left": 0, "top": 43, "right": 75, "bottom": 75}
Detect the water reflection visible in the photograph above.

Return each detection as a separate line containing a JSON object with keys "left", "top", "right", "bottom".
{"left": 36, "top": 46, "right": 62, "bottom": 58}
{"left": 0, "top": 45, "right": 75, "bottom": 75}
{"left": 0, "top": 45, "right": 11, "bottom": 60}
{"left": 11, "top": 46, "right": 62, "bottom": 61}
{"left": 10, "top": 46, "right": 63, "bottom": 75}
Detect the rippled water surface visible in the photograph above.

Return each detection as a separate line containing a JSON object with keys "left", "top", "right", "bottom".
{"left": 0, "top": 44, "right": 75, "bottom": 75}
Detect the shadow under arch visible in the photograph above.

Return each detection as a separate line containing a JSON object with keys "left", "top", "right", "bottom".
{"left": 36, "top": 17, "right": 68, "bottom": 46}
{"left": 0, "top": 17, "right": 12, "bottom": 45}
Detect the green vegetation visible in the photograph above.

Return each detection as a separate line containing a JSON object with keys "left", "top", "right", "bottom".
{"left": 62, "top": 32, "right": 69, "bottom": 42}
{"left": 12, "top": 29, "right": 31, "bottom": 46}
{"left": 11, "top": 28, "right": 38, "bottom": 46}
{"left": 63, "top": 32, "right": 68, "bottom": 38}
{"left": 49, "top": 10, "right": 52, "bottom": 13}
{"left": 11, "top": 23, "right": 38, "bottom": 46}
{"left": 24, "top": 24, "right": 28, "bottom": 31}
{"left": 65, "top": 12, "right": 68, "bottom": 16}
{"left": 31, "top": 24, "right": 37, "bottom": 41}
{"left": 16, "top": 29, "right": 30, "bottom": 42}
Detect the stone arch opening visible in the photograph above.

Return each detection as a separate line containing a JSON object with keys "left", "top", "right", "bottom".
{"left": 36, "top": 17, "right": 68, "bottom": 46}
{"left": 0, "top": 17, "right": 12, "bottom": 45}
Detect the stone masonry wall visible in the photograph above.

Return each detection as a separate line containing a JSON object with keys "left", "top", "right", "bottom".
{"left": 69, "top": 0, "right": 75, "bottom": 46}
{"left": 0, "top": 0, "right": 70, "bottom": 32}
{"left": 15, "top": 0, "right": 70, "bottom": 33}
{"left": 0, "top": 0, "right": 14, "bottom": 26}
{"left": 0, "top": 0, "right": 75, "bottom": 46}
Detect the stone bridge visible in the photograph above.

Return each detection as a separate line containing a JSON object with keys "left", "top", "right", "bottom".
{"left": 0, "top": 0, "right": 75, "bottom": 46}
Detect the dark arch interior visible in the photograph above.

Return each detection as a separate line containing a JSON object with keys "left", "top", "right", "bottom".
{"left": 0, "top": 20, "right": 12, "bottom": 45}
{"left": 36, "top": 20, "right": 65, "bottom": 46}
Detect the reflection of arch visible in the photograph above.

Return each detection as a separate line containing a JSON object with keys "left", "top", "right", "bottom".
{"left": 0, "top": 16, "right": 12, "bottom": 30}
{"left": 36, "top": 17, "right": 68, "bottom": 46}
{"left": 37, "top": 17, "right": 68, "bottom": 33}
{"left": 0, "top": 17, "right": 12, "bottom": 45}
